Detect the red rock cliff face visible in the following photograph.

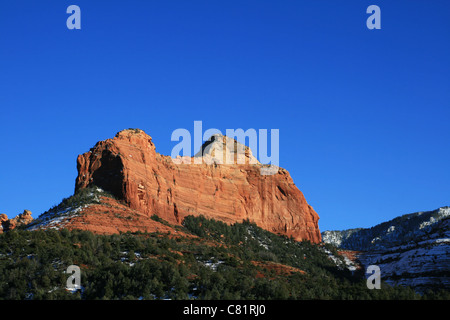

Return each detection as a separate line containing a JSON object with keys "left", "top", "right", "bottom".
{"left": 75, "top": 129, "right": 321, "bottom": 243}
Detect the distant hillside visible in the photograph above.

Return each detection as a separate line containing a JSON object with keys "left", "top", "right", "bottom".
{"left": 322, "top": 207, "right": 450, "bottom": 294}
{"left": 322, "top": 207, "right": 450, "bottom": 251}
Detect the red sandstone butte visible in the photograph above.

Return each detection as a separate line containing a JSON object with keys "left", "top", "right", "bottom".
{"left": 75, "top": 129, "right": 321, "bottom": 243}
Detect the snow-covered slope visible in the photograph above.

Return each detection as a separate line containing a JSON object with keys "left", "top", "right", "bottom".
{"left": 322, "top": 207, "right": 450, "bottom": 293}
{"left": 322, "top": 207, "right": 450, "bottom": 250}
{"left": 26, "top": 187, "right": 108, "bottom": 231}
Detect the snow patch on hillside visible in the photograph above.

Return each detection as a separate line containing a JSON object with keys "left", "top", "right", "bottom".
{"left": 27, "top": 205, "right": 88, "bottom": 231}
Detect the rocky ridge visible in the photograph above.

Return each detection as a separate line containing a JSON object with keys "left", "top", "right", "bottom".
{"left": 0, "top": 210, "right": 34, "bottom": 233}
{"left": 322, "top": 207, "right": 450, "bottom": 293}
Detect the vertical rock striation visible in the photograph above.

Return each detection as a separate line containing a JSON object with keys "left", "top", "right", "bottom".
{"left": 75, "top": 129, "right": 321, "bottom": 243}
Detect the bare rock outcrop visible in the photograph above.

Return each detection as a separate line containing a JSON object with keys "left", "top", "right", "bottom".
{"left": 0, "top": 210, "right": 34, "bottom": 232}
{"left": 75, "top": 129, "right": 321, "bottom": 242}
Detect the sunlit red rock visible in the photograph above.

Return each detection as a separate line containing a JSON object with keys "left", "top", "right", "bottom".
{"left": 0, "top": 210, "right": 34, "bottom": 232}
{"left": 75, "top": 129, "right": 321, "bottom": 243}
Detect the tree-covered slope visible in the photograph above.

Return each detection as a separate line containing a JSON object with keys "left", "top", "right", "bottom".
{"left": 1, "top": 216, "right": 444, "bottom": 300}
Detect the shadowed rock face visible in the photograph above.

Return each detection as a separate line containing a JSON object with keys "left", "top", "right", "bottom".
{"left": 75, "top": 129, "right": 321, "bottom": 243}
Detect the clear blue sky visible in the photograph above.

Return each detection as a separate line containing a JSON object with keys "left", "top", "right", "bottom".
{"left": 1, "top": 1, "right": 449, "bottom": 231}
